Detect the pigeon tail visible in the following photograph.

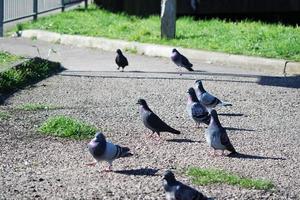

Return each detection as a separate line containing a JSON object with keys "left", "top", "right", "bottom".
{"left": 219, "top": 101, "right": 232, "bottom": 107}
{"left": 167, "top": 127, "right": 181, "bottom": 135}
{"left": 186, "top": 67, "right": 194, "bottom": 71}
{"left": 115, "top": 145, "right": 133, "bottom": 158}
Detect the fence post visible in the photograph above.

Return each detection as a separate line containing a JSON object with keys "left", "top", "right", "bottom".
{"left": 61, "top": 0, "right": 65, "bottom": 12}
{"left": 84, "top": 0, "right": 88, "bottom": 9}
{"left": 161, "top": 0, "right": 176, "bottom": 39}
{"left": 0, "top": 0, "right": 4, "bottom": 37}
{"left": 33, "top": 0, "right": 38, "bottom": 20}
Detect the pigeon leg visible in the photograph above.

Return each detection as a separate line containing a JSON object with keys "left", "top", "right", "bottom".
{"left": 117, "top": 67, "right": 120, "bottom": 70}
{"left": 121, "top": 68, "right": 124, "bottom": 72}
{"left": 86, "top": 161, "right": 97, "bottom": 166}
{"left": 221, "top": 150, "right": 225, "bottom": 156}
{"left": 103, "top": 162, "right": 113, "bottom": 172}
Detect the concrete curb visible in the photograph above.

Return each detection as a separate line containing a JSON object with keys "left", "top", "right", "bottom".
{"left": 21, "top": 30, "right": 300, "bottom": 75}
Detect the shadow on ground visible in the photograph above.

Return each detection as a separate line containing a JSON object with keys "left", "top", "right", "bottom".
{"left": 257, "top": 75, "right": 300, "bottom": 89}
{"left": 228, "top": 153, "right": 286, "bottom": 160}
{"left": 166, "top": 138, "right": 201, "bottom": 143}
{"left": 114, "top": 168, "right": 159, "bottom": 176}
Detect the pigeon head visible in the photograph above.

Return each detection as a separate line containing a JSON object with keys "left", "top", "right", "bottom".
{"left": 94, "top": 132, "right": 106, "bottom": 142}
{"left": 187, "top": 87, "right": 199, "bottom": 102}
{"left": 163, "top": 170, "right": 176, "bottom": 183}
{"left": 136, "top": 99, "right": 147, "bottom": 106}
{"left": 195, "top": 80, "right": 206, "bottom": 93}
{"left": 172, "top": 48, "right": 178, "bottom": 53}
{"left": 116, "top": 49, "right": 122, "bottom": 54}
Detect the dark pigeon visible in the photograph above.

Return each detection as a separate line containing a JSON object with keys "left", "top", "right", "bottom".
{"left": 115, "top": 49, "right": 128, "bottom": 72}
{"left": 205, "top": 110, "right": 237, "bottom": 156}
{"left": 171, "top": 49, "right": 194, "bottom": 72}
{"left": 137, "top": 99, "right": 180, "bottom": 138}
{"left": 195, "top": 80, "right": 232, "bottom": 111}
{"left": 87, "top": 132, "right": 132, "bottom": 171}
{"left": 163, "top": 170, "right": 208, "bottom": 200}
{"left": 190, "top": 0, "right": 198, "bottom": 11}
{"left": 186, "top": 87, "right": 210, "bottom": 127}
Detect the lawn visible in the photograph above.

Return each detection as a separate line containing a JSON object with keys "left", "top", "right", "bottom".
{"left": 0, "top": 51, "right": 21, "bottom": 71}
{"left": 187, "top": 167, "right": 274, "bottom": 190}
{"left": 15, "top": 5, "right": 300, "bottom": 61}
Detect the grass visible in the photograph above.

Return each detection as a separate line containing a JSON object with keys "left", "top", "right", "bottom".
{"left": 0, "top": 51, "right": 21, "bottom": 70}
{"left": 39, "top": 116, "right": 97, "bottom": 139}
{"left": 16, "top": 103, "right": 60, "bottom": 111}
{"left": 0, "top": 57, "right": 62, "bottom": 94}
{"left": 187, "top": 167, "right": 274, "bottom": 190}
{"left": 0, "top": 111, "right": 10, "bottom": 120}
{"left": 14, "top": 5, "right": 300, "bottom": 61}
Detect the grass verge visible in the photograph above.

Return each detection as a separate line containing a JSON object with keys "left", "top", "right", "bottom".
{"left": 187, "top": 167, "right": 274, "bottom": 190}
{"left": 0, "top": 51, "right": 22, "bottom": 70}
{"left": 17, "top": 103, "right": 61, "bottom": 111}
{"left": 14, "top": 5, "right": 300, "bottom": 61}
{"left": 0, "top": 111, "right": 10, "bottom": 120}
{"left": 0, "top": 57, "right": 62, "bottom": 94}
{"left": 39, "top": 116, "right": 97, "bottom": 139}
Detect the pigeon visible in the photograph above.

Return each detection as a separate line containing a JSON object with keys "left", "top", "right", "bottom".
{"left": 205, "top": 110, "right": 237, "bottom": 156}
{"left": 87, "top": 132, "right": 132, "bottom": 172}
{"left": 190, "top": 0, "right": 198, "bottom": 11}
{"left": 186, "top": 87, "right": 210, "bottom": 127}
{"left": 171, "top": 49, "right": 194, "bottom": 72}
{"left": 137, "top": 99, "right": 180, "bottom": 139}
{"left": 194, "top": 80, "right": 232, "bottom": 111}
{"left": 163, "top": 170, "right": 208, "bottom": 200}
{"left": 115, "top": 49, "right": 128, "bottom": 72}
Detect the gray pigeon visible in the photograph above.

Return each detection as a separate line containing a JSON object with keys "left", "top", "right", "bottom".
{"left": 194, "top": 80, "right": 232, "bottom": 110}
{"left": 163, "top": 170, "right": 208, "bottom": 200}
{"left": 115, "top": 49, "right": 128, "bottom": 72}
{"left": 205, "top": 110, "right": 237, "bottom": 156}
{"left": 186, "top": 87, "right": 210, "bottom": 127}
{"left": 87, "top": 132, "right": 132, "bottom": 172}
{"left": 137, "top": 99, "right": 180, "bottom": 139}
{"left": 171, "top": 49, "right": 194, "bottom": 72}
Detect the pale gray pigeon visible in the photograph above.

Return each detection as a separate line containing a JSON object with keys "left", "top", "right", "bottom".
{"left": 87, "top": 132, "right": 132, "bottom": 172}
{"left": 205, "top": 110, "right": 237, "bottom": 156}
{"left": 115, "top": 49, "right": 128, "bottom": 72}
{"left": 171, "top": 49, "right": 194, "bottom": 72}
{"left": 163, "top": 170, "right": 208, "bottom": 200}
{"left": 194, "top": 80, "right": 232, "bottom": 110}
{"left": 186, "top": 87, "right": 210, "bottom": 127}
{"left": 137, "top": 99, "right": 180, "bottom": 139}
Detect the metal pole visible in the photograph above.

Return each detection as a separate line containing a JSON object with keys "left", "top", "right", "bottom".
{"left": 161, "top": 0, "right": 176, "bottom": 39}
{"left": 0, "top": 0, "right": 4, "bottom": 37}
{"left": 61, "top": 0, "right": 65, "bottom": 12}
{"left": 84, "top": 0, "right": 88, "bottom": 9}
{"left": 33, "top": 0, "right": 38, "bottom": 20}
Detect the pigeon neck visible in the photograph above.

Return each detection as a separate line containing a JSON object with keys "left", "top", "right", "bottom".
{"left": 188, "top": 92, "right": 199, "bottom": 102}
{"left": 197, "top": 84, "right": 206, "bottom": 93}
{"left": 142, "top": 104, "right": 151, "bottom": 111}
{"left": 210, "top": 113, "right": 222, "bottom": 127}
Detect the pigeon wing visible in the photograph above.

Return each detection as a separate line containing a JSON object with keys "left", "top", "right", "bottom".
{"left": 175, "top": 184, "right": 206, "bottom": 200}
{"left": 220, "top": 128, "right": 236, "bottom": 153}
{"left": 200, "top": 92, "right": 220, "bottom": 107}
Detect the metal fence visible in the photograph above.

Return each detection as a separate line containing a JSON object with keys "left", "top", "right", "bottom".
{"left": 0, "top": 0, "right": 88, "bottom": 37}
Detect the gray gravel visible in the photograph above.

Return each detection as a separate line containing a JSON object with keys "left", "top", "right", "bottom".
{"left": 1, "top": 61, "right": 300, "bottom": 199}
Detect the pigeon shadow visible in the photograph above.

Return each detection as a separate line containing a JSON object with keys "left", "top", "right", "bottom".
{"left": 218, "top": 113, "right": 244, "bottom": 117}
{"left": 114, "top": 168, "right": 159, "bottom": 176}
{"left": 166, "top": 138, "right": 201, "bottom": 143}
{"left": 224, "top": 127, "right": 255, "bottom": 132}
{"left": 228, "top": 153, "right": 286, "bottom": 160}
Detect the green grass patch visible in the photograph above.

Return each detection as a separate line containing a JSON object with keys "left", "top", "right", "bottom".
{"left": 187, "top": 167, "right": 274, "bottom": 190}
{"left": 0, "top": 111, "right": 10, "bottom": 120}
{"left": 16, "top": 103, "right": 61, "bottom": 111}
{"left": 0, "top": 51, "right": 21, "bottom": 70}
{"left": 39, "top": 116, "right": 97, "bottom": 139}
{"left": 14, "top": 5, "right": 300, "bottom": 61}
{"left": 0, "top": 57, "right": 62, "bottom": 94}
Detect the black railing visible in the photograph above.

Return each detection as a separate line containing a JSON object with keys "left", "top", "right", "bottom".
{"left": 0, "top": 0, "right": 88, "bottom": 37}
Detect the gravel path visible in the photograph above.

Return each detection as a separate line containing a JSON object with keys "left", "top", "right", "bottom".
{"left": 1, "top": 55, "right": 300, "bottom": 199}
